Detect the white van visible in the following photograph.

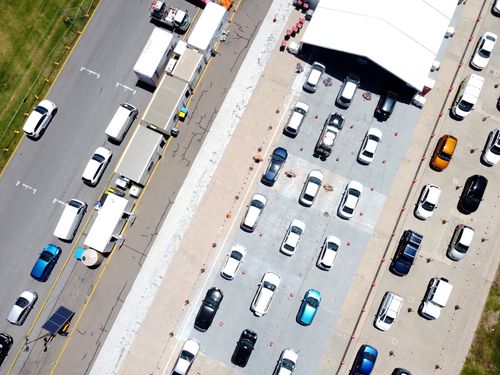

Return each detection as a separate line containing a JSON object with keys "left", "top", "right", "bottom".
{"left": 451, "top": 74, "right": 484, "bottom": 119}
{"left": 420, "top": 277, "right": 453, "bottom": 320}
{"left": 53, "top": 199, "right": 87, "bottom": 241}
{"left": 105, "top": 103, "right": 138, "bottom": 143}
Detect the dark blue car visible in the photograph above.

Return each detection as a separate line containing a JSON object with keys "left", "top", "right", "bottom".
{"left": 31, "top": 244, "right": 62, "bottom": 281}
{"left": 261, "top": 147, "right": 288, "bottom": 186}
{"left": 351, "top": 344, "right": 378, "bottom": 374}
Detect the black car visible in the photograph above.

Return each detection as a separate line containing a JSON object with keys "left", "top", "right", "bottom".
{"left": 232, "top": 329, "right": 257, "bottom": 367}
{"left": 261, "top": 147, "right": 288, "bottom": 186}
{"left": 458, "top": 175, "right": 488, "bottom": 214}
{"left": 390, "top": 230, "right": 423, "bottom": 276}
{"left": 194, "top": 287, "right": 223, "bottom": 332}
{"left": 374, "top": 91, "right": 398, "bottom": 121}
{"left": 0, "top": 333, "right": 13, "bottom": 367}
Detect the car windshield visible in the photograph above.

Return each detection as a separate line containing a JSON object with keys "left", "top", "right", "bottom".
{"left": 478, "top": 47, "right": 491, "bottom": 58}
{"left": 490, "top": 143, "right": 500, "bottom": 155}
{"left": 383, "top": 314, "right": 394, "bottom": 324}
{"left": 282, "top": 359, "right": 295, "bottom": 370}
{"left": 362, "top": 149, "right": 374, "bottom": 158}
{"left": 92, "top": 154, "right": 105, "bottom": 163}
{"left": 455, "top": 241, "right": 469, "bottom": 253}
{"left": 291, "top": 226, "right": 303, "bottom": 235}
{"left": 180, "top": 350, "right": 195, "bottom": 362}
{"left": 327, "top": 241, "right": 338, "bottom": 251}
{"left": 438, "top": 150, "right": 452, "bottom": 161}
{"left": 349, "top": 188, "right": 360, "bottom": 197}
{"left": 15, "top": 297, "right": 29, "bottom": 308}
{"left": 34, "top": 106, "right": 48, "bottom": 115}
{"left": 252, "top": 200, "right": 265, "bottom": 209}
{"left": 295, "top": 107, "right": 306, "bottom": 116}
{"left": 368, "top": 134, "right": 380, "bottom": 142}
{"left": 263, "top": 281, "right": 276, "bottom": 291}
{"left": 458, "top": 100, "right": 474, "bottom": 112}
{"left": 40, "top": 250, "right": 53, "bottom": 262}
{"left": 309, "top": 177, "right": 321, "bottom": 185}
{"left": 306, "top": 297, "right": 319, "bottom": 308}
{"left": 422, "top": 201, "right": 435, "bottom": 210}
{"left": 343, "top": 203, "right": 354, "bottom": 214}
{"left": 284, "top": 243, "right": 294, "bottom": 251}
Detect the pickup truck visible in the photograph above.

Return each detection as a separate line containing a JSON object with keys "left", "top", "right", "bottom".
{"left": 149, "top": 1, "right": 190, "bottom": 31}
{"left": 314, "top": 113, "right": 344, "bottom": 158}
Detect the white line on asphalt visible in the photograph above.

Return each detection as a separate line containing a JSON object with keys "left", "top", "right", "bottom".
{"left": 115, "top": 82, "right": 136, "bottom": 95}
{"left": 80, "top": 66, "right": 100, "bottom": 79}
{"left": 17, "top": 181, "right": 37, "bottom": 194}
{"left": 52, "top": 198, "right": 66, "bottom": 205}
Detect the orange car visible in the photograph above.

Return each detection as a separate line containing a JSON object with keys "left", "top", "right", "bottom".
{"left": 430, "top": 135, "right": 457, "bottom": 171}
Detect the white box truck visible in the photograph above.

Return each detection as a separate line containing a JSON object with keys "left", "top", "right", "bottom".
{"left": 187, "top": 2, "right": 226, "bottom": 61}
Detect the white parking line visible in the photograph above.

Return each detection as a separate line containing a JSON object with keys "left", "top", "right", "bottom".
{"left": 52, "top": 198, "right": 66, "bottom": 205}
{"left": 115, "top": 82, "right": 136, "bottom": 95}
{"left": 16, "top": 180, "right": 37, "bottom": 194}
{"left": 80, "top": 66, "right": 100, "bottom": 79}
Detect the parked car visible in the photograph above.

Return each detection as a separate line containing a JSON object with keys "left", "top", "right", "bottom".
{"left": 280, "top": 219, "right": 305, "bottom": 256}
{"left": 447, "top": 225, "right": 474, "bottom": 261}
{"left": 458, "top": 175, "right": 488, "bottom": 214}
{"left": 30, "top": 243, "right": 62, "bottom": 281}
{"left": 299, "top": 170, "right": 323, "bottom": 207}
{"left": 82, "top": 147, "right": 112, "bottom": 186}
{"left": 419, "top": 277, "right": 453, "bottom": 320}
{"left": 338, "top": 180, "right": 363, "bottom": 219}
{"left": 336, "top": 74, "right": 360, "bottom": 108}
{"left": 430, "top": 135, "right": 457, "bottom": 171}
{"left": 415, "top": 184, "right": 441, "bottom": 220}
{"left": 194, "top": 287, "right": 223, "bottom": 332}
{"left": 273, "top": 348, "right": 298, "bottom": 375}
{"left": 283, "top": 102, "right": 309, "bottom": 137}
{"left": 232, "top": 329, "right": 257, "bottom": 367}
{"left": 470, "top": 32, "right": 497, "bottom": 70}
{"left": 351, "top": 344, "right": 378, "bottom": 375}
{"left": 251, "top": 272, "right": 281, "bottom": 317}
{"left": 6, "top": 290, "right": 38, "bottom": 325}
{"left": 374, "top": 292, "right": 404, "bottom": 331}
{"left": 303, "top": 62, "right": 325, "bottom": 92}
{"left": 374, "top": 91, "right": 397, "bottom": 121}
{"left": 392, "top": 368, "right": 412, "bottom": 375}
{"left": 22, "top": 99, "right": 57, "bottom": 139}
{"left": 261, "top": 147, "right": 288, "bottom": 186}
{"left": 390, "top": 230, "right": 423, "bottom": 276}
{"left": 0, "top": 333, "right": 13, "bottom": 367}
{"left": 220, "top": 244, "right": 247, "bottom": 280}
{"left": 481, "top": 128, "right": 500, "bottom": 166}
{"left": 317, "top": 235, "right": 341, "bottom": 270}
{"left": 297, "top": 289, "right": 321, "bottom": 326}
{"left": 357, "top": 128, "right": 382, "bottom": 165}
{"left": 241, "top": 193, "right": 267, "bottom": 232}
{"left": 172, "top": 339, "right": 200, "bottom": 375}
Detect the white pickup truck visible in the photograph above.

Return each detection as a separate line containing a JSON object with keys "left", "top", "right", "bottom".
{"left": 149, "top": 1, "right": 190, "bottom": 32}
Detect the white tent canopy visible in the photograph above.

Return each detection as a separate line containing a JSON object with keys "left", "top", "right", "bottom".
{"left": 301, "top": 0, "right": 457, "bottom": 91}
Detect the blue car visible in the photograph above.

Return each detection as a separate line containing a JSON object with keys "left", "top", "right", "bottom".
{"left": 31, "top": 244, "right": 62, "bottom": 281}
{"left": 261, "top": 147, "right": 288, "bottom": 186}
{"left": 351, "top": 344, "right": 378, "bottom": 374}
{"left": 296, "top": 289, "right": 321, "bottom": 325}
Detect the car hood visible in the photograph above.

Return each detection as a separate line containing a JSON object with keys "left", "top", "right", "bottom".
{"left": 222, "top": 258, "right": 239, "bottom": 278}
{"left": 471, "top": 54, "right": 488, "bottom": 69}
{"left": 7, "top": 305, "right": 24, "bottom": 323}
{"left": 23, "top": 112, "right": 44, "bottom": 134}
{"left": 83, "top": 159, "right": 101, "bottom": 179}
{"left": 173, "top": 358, "right": 190, "bottom": 374}
{"left": 31, "top": 259, "right": 49, "bottom": 278}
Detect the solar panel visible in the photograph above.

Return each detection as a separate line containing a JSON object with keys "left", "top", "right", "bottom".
{"left": 42, "top": 306, "right": 74, "bottom": 334}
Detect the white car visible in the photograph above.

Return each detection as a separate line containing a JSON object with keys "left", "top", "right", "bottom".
{"left": 357, "top": 128, "right": 382, "bottom": 165}
{"left": 336, "top": 75, "right": 360, "bottom": 108}
{"left": 241, "top": 193, "right": 267, "bottom": 232}
{"left": 7, "top": 290, "right": 38, "bottom": 325}
{"left": 337, "top": 180, "right": 363, "bottom": 219}
{"left": 172, "top": 338, "right": 200, "bottom": 375}
{"left": 299, "top": 170, "right": 323, "bottom": 207}
{"left": 220, "top": 244, "right": 247, "bottom": 280}
{"left": 273, "top": 348, "right": 298, "bottom": 375}
{"left": 374, "top": 292, "right": 404, "bottom": 331}
{"left": 447, "top": 225, "right": 474, "bottom": 261}
{"left": 470, "top": 32, "right": 497, "bottom": 70}
{"left": 22, "top": 99, "right": 57, "bottom": 139}
{"left": 280, "top": 219, "right": 306, "bottom": 256}
{"left": 283, "top": 102, "right": 309, "bottom": 137}
{"left": 415, "top": 184, "right": 441, "bottom": 220}
{"left": 482, "top": 128, "right": 500, "bottom": 166}
{"left": 317, "top": 235, "right": 341, "bottom": 270}
{"left": 495, "top": 0, "right": 500, "bottom": 15}
{"left": 251, "top": 272, "right": 281, "bottom": 317}
{"left": 82, "top": 147, "right": 112, "bottom": 186}
{"left": 303, "top": 61, "right": 325, "bottom": 92}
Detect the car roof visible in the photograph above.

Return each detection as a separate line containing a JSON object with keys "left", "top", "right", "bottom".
{"left": 425, "top": 184, "right": 441, "bottom": 202}
{"left": 458, "top": 226, "right": 474, "bottom": 245}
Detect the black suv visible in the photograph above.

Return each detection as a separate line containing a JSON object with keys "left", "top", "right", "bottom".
{"left": 0, "top": 333, "right": 13, "bottom": 367}
{"left": 374, "top": 91, "right": 398, "bottom": 121}
{"left": 231, "top": 329, "right": 257, "bottom": 367}
{"left": 390, "top": 230, "right": 423, "bottom": 276}
{"left": 194, "top": 287, "right": 223, "bottom": 332}
{"left": 458, "top": 175, "right": 488, "bottom": 214}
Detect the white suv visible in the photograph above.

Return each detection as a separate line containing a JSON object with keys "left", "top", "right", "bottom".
{"left": 299, "top": 170, "right": 323, "bottom": 207}
{"left": 251, "top": 272, "right": 281, "bottom": 317}
{"left": 23, "top": 99, "right": 57, "bottom": 139}
{"left": 374, "top": 292, "right": 404, "bottom": 331}
{"left": 447, "top": 225, "right": 474, "bottom": 261}
{"left": 283, "top": 102, "right": 309, "bottom": 137}
{"left": 241, "top": 194, "right": 267, "bottom": 232}
{"left": 317, "top": 235, "right": 341, "bottom": 270}
{"left": 303, "top": 62, "right": 325, "bottom": 92}
{"left": 420, "top": 277, "right": 453, "bottom": 320}
{"left": 415, "top": 184, "right": 441, "bottom": 220}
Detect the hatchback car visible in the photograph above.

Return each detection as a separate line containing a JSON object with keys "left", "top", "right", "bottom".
{"left": 241, "top": 193, "right": 267, "bottom": 232}
{"left": 481, "top": 128, "right": 500, "bottom": 166}
{"left": 0, "top": 333, "right": 13, "bottom": 367}
{"left": 251, "top": 272, "right": 281, "bottom": 317}
{"left": 297, "top": 289, "right": 321, "bottom": 326}
{"left": 357, "top": 128, "right": 382, "bottom": 165}
{"left": 351, "top": 344, "right": 378, "bottom": 375}
{"left": 273, "top": 348, "right": 298, "bottom": 375}
{"left": 317, "top": 235, "right": 341, "bottom": 270}
{"left": 261, "top": 147, "right": 288, "bottom": 186}
{"left": 283, "top": 102, "right": 309, "bottom": 137}
{"left": 82, "top": 147, "right": 112, "bottom": 186}
{"left": 447, "top": 225, "right": 474, "bottom": 261}
{"left": 299, "top": 170, "right": 323, "bottom": 207}
{"left": 232, "top": 329, "right": 257, "bottom": 367}
{"left": 7, "top": 290, "right": 38, "bottom": 325}
{"left": 303, "top": 62, "right": 325, "bottom": 92}
{"left": 338, "top": 180, "right": 363, "bottom": 219}
{"left": 22, "top": 99, "right": 57, "bottom": 139}
{"left": 374, "top": 292, "right": 404, "bottom": 331}
{"left": 172, "top": 339, "right": 200, "bottom": 375}
{"left": 374, "top": 91, "right": 397, "bottom": 121}
{"left": 220, "top": 244, "right": 247, "bottom": 280}
{"left": 415, "top": 184, "right": 441, "bottom": 220}
{"left": 336, "top": 74, "right": 360, "bottom": 108}
{"left": 470, "top": 32, "right": 497, "bottom": 70}
{"left": 280, "top": 219, "right": 305, "bottom": 256}
{"left": 30, "top": 243, "right": 62, "bottom": 281}
{"left": 194, "top": 287, "right": 223, "bottom": 332}
{"left": 430, "top": 135, "right": 457, "bottom": 171}
{"left": 458, "top": 175, "right": 488, "bottom": 214}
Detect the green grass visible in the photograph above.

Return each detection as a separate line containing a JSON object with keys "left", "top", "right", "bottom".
{"left": 461, "top": 269, "right": 500, "bottom": 375}
{"left": 0, "top": 0, "right": 98, "bottom": 170}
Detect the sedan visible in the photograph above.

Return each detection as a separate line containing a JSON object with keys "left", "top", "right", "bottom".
{"left": 280, "top": 219, "right": 305, "bottom": 256}
{"left": 415, "top": 184, "right": 441, "bottom": 220}
{"left": 261, "top": 147, "right": 288, "bottom": 186}
{"left": 82, "top": 147, "right": 112, "bottom": 186}
{"left": 7, "top": 290, "right": 38, "bottom": 325}
{"left": 194, "top": 287, "right": 223, "bottom": 332}
{"left": 220, "top": 244, "right": 246, "bottom": 280}
{"left": 317, "top": 235, "right": 341, "bottom": 270}
{"left": 297, "top": 289, "right": 321, "bottom": 326}
{"left": 30, "top": 243, "right": 62, "bottom": 281}
{"left": 374, "top": 292, "right": 404, "bottom": 331}
{"left": 22, "top": 99, "right": 57, "bottom": 139}
{"left": 357, "top": 128, "right": 382, "bottom": 165}
{"left": 299, "top": 170, "right": 323, "bottom": 207}
{"left": 172, "top": 339, "right": 200, "bottom": 375}
{"left": 338, "top": 180, "right": 363, "bottom": 219}
{"left": 251, "top": 272, "right": 281, "bottom": 317}
{"left": 470, "top": 32, "right": 497, "bottom": 70}
{"left": 458, "top": 175, "right": 488, "bottom": 214}
{"left": 0, "top": 333, "right": 13, "bottom": 367}
{"left": 482, "top": 128, "right": 500, "bottom": 166}
{"left": 283, "top": 102, "right": 309, "bottom": 137}
{"left": 232, "top": 329, "right": 257, "bottom": 367}
{"left": 273, "top": 348, "right": 298, "bottom": 375}
{"left": 241, "top": 193, "right": 267, "bottom": 232}
{"left": 351, "top": 344, "right": 378, "bottom": 375}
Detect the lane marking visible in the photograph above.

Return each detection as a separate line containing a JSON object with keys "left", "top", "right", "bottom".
{"left": 16, "top": 180, "right": 37, "bottom": 194}
{"left": 52, "top": 198, "right": 65, "bottom": 205}
{"left": 115, "top": 82, "right": 136, "bottom": 95}
{"left": 80, "top": 66, "right": 100, "bottom": 79}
